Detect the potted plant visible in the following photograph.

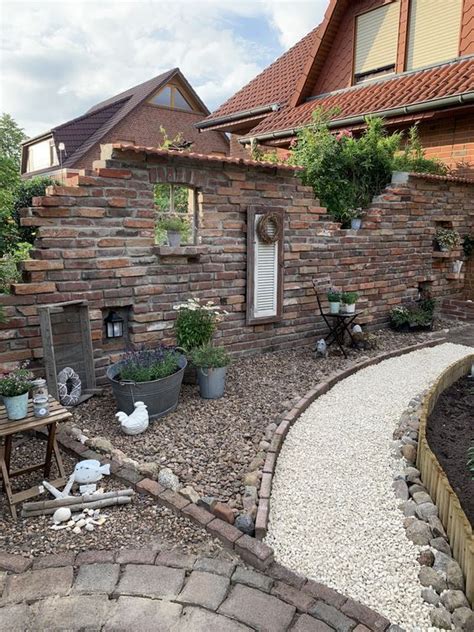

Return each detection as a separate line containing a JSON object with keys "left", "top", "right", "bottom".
{"left": 0, "top": 365, "right": 32, "bottom": 420}
{"left": 106, "top": 345, "right": 187, "bottom": 420}
{"left": 435, "top": 228, "right": 459, "bottom": 252}
{"left": 174, "top": 298, "right": 227, "bottom": 384}
{"left": 340, "top": 291, "right": 359, "bottom": 314}
{"left": 348, "top": 208, "right": 364, "bottom": 230}
{"left": 389, "top": 298, "right": 435, "bottom": 332}
{"left": 327, "top": 289, "right": 341, "bottom": 314}
{"left": 158, "top": 216, "right": 189, "bottom": 248}
{"left": 190, "top": 344, "right": 230, "bottom": 400}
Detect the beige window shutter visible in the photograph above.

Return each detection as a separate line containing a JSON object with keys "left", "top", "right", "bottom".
{"left": 355, "top": 2, "right": 400, "bottom": 76}
{"left": 406, "top": 0, "right": 462, "bottom": 71}
{"left": 254, "top": 216, "right": 278, "bottom": 319}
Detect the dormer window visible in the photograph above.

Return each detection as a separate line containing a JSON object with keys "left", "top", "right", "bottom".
{"left": 26, "top": 138, "right": 58, "bottom": 173}
{"left": 406, "top": 0, "right": 462, "bottom": 71}
{"left": 149, "top": 84, "right": 194, "bottom": 111}
{"left": 354, "top": 2, "right": 400, "bottom": 83}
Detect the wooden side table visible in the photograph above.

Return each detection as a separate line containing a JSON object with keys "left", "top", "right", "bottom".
{"left": 0, "top": 398, "right": 72, "bottom": 519}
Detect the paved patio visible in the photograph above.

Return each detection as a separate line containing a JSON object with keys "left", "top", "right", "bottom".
{"left": 0, "top": 548, "right": 393, "bottom": 631}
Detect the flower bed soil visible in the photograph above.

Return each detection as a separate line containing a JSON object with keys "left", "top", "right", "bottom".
{"left": 0, "top": 435, "right": 221, "bottom": 558}
{"left": 427, "top": 374, "right": 474, "bottom": 526}
{"left": 71, "top": 325, "right": 461, "bottom": 510}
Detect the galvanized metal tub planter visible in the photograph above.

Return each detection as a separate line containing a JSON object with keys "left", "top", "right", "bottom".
{"left": 107, "top": 354, "right": 187, "bottom": 420}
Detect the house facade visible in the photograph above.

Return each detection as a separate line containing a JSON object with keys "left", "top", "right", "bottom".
{"left": 21, "top": 68, "right": 229, "bottom": 178}
{"left": 197, "top": 0, "right": 474, "bottom": 174}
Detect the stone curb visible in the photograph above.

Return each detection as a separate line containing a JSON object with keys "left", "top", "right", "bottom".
{"left": 254, "top": 337, "right": 446, "bottom": 539}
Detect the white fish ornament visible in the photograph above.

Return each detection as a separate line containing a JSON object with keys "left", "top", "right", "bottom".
{"left": 116, "top": 401, "right": 149, "bottom": 435}
{"left": 73, "top": 460, "right": 110, "bottom": 484}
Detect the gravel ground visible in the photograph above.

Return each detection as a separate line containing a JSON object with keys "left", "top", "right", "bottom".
{"left": 265, "top": 343, "right": 473, "bottom": 631}
{"left": 71, "top": 323, "right": 461, "bottom": 509}
{"left": 0, "top": 437, "right": 222, "bottom": 559}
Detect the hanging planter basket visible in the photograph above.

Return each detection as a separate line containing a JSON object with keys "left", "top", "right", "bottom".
{"left": 256, "top": 213, "right": 283, "bottom": 244}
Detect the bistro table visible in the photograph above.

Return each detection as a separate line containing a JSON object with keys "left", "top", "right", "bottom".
{"left": 0, "top": 398, "right": 72, "bottom": 519}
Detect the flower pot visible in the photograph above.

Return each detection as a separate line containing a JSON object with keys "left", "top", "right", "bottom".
{"left": 351, "top": 218, "right": 362, "bottom": 230}
{"left": 167, "top": 230, "right": 181, "bottom": 248}
{"left": 329, "top": 302, "right": 340, "bottom": 315}
{"left": 341, "top": 303, "right": 356, "bottom": 314}
{"left": 196, "top": 366, "right": 227, "bottom": 399}
{"left": 3, "top": 392, "right": 29, "bottom": 420}
{"left": 106, "top": 354, "right": 187, "bottom": 420}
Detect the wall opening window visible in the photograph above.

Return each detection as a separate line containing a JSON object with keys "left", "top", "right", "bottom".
{"left": 354, "top": 2, "right": 400, "bottom": 83}
{"left": 149, "top": 84, "right": 194, "bottom": 111}
{"left": 406, "top": 0, "right": 462, "bottom": 71}
{"left": 154, "top": 183, "right": 198, "bottom": 245}
{"left": 26, "top": 139, "right": 58, "bottom": 172}
{"left": 246, "top": 207, "right": 284, "bottom": 325}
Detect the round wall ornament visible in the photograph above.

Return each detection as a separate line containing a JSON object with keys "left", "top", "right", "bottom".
{"left": 256, "top": 213, "right": 282, "bottom": 244}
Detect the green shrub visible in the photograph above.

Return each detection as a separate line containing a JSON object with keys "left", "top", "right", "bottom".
{"left": 392, "top": 125, "right": 447, "bottom": 175}
{"left": 390, "top": 298, "right": 435, "bottom": 329}
{"left": 291, "top": 111, "right": 447, "bottom": 224}
{"left": 190, "top": 344, "right": 230, "bottom": 369}
{"left": 435, "top": 228, "right": 459, "bottom": 251}
{"left": 0, "top": 241, "right": 32, "bottom": 293}
{"left": 174, "top": 298, "right": 226, "bottom": 352}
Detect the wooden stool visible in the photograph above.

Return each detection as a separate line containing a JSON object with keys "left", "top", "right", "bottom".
{"left": 0, "top": 398, "right": 72, "bottom": 519}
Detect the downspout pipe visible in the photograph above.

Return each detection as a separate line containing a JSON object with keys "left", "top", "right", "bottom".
{"left": 195, "top": 103, "right": 280, "bottom": 130}
{"left": 238, "top": 92, "right": 474, "bottom": 145}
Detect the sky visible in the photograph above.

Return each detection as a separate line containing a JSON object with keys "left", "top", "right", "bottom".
{"left": 1, "top": 0, "right": 327, "bottom": 138}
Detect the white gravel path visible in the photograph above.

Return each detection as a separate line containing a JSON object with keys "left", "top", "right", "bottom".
{"left": 266, "top": 343, "right": 473, "bottom": 632}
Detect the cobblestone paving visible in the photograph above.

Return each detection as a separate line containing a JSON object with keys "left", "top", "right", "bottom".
{"left": 0, "top": 548, "right": 394, "bottom": 631}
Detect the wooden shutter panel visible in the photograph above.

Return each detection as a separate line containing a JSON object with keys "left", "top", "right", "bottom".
{"left": 406, "top": 0, "right": 462, "bottom": 71}
{"left": 355, "top": 3, "right": 400, "bottom": 76}
{"left": 254, "top": 216, "right": 278, "bottom": 318}
{"left": 246, "top": 208, "right": 284, "bottom": 325}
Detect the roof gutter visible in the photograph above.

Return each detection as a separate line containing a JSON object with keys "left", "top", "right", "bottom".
{"left": 195, "top": 103, "right": 280, "bottom": 130}
{"left": 238, "top": 92, "right": 474, "bottom": 145}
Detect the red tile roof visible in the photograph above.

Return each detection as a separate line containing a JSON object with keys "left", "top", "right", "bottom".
{"left": 199, "top": 25, "right": 321, "bottom": 123}
{"left": 245, "top": 58, "right": 474, "bottom": 139}
{"left": 111, "top": 143, "right": 302, "bottom": 171}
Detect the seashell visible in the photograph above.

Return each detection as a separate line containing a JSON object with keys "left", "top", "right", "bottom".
{"left": 72, "top": 526, "right": 81, "bottom": 534}
{"left": 76, "top": 519, "right": 86, "bottom": 528}
{"left": 93, "top": 509, "right": 100, "bottom": 519}
{"left": 53, "top": 507, "right": 72, "bottom": 524}
{"left": 85, "top": 523, "right": 94, "bottom": 532}
{"left": 92, "top": 517, "right": 106, "bottom": 526}
{"left": 67, "top": 520, "right": 75, "bottom": 527}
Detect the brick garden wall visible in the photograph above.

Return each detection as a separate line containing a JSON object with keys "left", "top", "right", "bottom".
{"left": 1, "top": 144, "right": 472, "bottom": 382}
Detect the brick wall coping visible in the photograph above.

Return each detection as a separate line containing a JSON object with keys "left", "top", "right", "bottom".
{"left": 110, "top": 142, "right": 303, "bottom": 172}
{"left": 407, "top": 171, "right": 474, "bottom": 185}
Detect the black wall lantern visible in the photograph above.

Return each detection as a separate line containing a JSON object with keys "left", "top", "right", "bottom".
{"left": 105, "top": 310, "right": 124, "bottom": 339}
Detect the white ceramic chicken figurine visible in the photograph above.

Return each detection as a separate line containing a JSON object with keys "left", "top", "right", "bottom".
{"left": 116, "top": 401, "right": 149, "bottom": 435}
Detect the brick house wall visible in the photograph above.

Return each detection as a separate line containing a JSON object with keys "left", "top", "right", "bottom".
{"left": 1, "top": 146, "right": 472, "bottom": 381}
{"left": 75, "top": 103, "right": 230, "bottom": 170}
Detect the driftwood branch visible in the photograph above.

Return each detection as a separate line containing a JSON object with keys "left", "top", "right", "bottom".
{"left": 21, "top": 495, "right": 133, "bottom": 518}
{"left": 23, "top": 489, "right": 134, "bottom": 512}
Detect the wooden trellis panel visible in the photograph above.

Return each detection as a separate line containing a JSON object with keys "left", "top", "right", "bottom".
{"left": 37, "top": 300, "right": 97, "bottom": 404}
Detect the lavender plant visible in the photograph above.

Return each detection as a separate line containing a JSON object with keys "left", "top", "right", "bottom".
{"left": 119, "top": 346, "right": 180, "bottom": 382}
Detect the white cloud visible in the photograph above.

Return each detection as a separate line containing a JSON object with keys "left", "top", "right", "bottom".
{"left": 1, "top": 0, "right": 328, "bottom": 137}
{"left": 264, "top": 0, "right": 327, "bottom": 48}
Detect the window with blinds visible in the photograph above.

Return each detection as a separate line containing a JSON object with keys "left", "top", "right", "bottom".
{"left": 246, "top": 208, "right": 283, "bottom": 324}
{"left": 354, "top": 2, "right": 400, "bottom": 82}
{"left": 406, "top": 0, "right": 462, "bottom": 71}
